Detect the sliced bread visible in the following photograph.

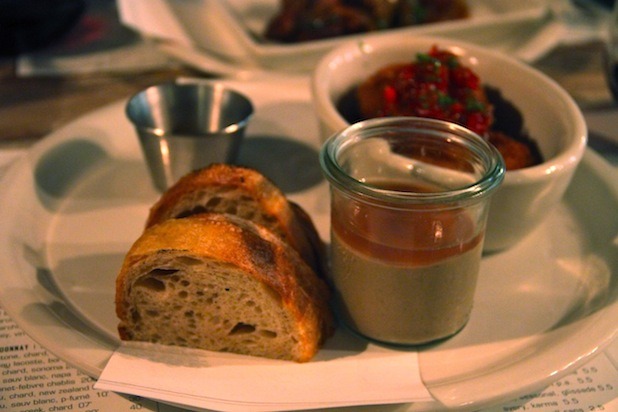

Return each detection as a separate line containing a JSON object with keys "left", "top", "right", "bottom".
{"left": 145, "top": 163, "right": 325, "bottom": 276}
{"left": 116, "top": 213, "right": 334, "bottom": 362}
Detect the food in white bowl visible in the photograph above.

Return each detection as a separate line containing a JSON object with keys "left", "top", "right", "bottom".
{"left": 311, "top": 36, "right": 587, "bottom": 251}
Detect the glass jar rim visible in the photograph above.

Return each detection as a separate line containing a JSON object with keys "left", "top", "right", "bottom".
{"left": 319, "top": 117, "right": 505, "bottom": 206}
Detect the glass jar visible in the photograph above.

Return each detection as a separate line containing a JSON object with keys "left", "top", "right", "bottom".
{"left": 320, "top": 117, "right": 505, "bottom": 345}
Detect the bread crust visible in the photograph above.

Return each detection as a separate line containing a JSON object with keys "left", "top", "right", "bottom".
{"left": 145, "top": 164, "right": 325, "bottom": 276}
{"left": 116, "top": 213, "right": 334, "bottom": 362}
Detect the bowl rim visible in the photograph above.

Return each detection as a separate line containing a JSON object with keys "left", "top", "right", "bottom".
{"left": 311, "top": 35, "right": 588, "bottom": 182}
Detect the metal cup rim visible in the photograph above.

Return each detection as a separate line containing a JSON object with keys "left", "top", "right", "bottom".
{"left": 125, "top": 80, "right": 254, "bottom": 136}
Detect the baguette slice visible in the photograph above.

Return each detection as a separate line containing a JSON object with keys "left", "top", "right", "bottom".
{"left": 116, "top": 213, "right": 334, "bottom": 362}
{"left": 145, "top": 164, "right": 325, "bottom": 276}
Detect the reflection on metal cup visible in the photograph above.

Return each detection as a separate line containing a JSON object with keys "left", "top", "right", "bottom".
{"left": 126, "top": 81, "right": 254, "bottom": 192}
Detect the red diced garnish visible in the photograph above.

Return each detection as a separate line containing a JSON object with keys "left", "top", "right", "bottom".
{"left": 383, "top": 85, "right": 397, "bottom": 104}
{"left": 376, "top": 46, "right": 492, "bottom": 136}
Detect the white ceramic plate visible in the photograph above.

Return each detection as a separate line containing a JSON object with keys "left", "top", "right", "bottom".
{"left": 1, "top": 77, "right": 617, "bottom": 411}
{"left": 147, "top": 0, "right": 549, "bottom": 72}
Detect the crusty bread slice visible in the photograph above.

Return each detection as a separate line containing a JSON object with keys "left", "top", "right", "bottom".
{"left": 145, "top": 163, "right": 325, "bottom": 276}
{"left": 116, "top": 213, "right": 334, "bottom": 362}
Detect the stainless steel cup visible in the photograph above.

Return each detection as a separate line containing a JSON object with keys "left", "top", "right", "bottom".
{"left": 126, "top": 82, "right": 254, "bottom": 191}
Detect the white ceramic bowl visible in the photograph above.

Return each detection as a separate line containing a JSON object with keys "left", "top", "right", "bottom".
{"left": 312, "top": 36, "right": 587, "bottom": 251}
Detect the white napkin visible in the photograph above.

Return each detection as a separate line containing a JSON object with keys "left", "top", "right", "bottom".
{"left": 95, "top": 329, "right": 434, "bottom": 412}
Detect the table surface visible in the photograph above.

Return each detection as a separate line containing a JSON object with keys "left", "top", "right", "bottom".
{"left": 0, "top": 60, "right": 200, "bottom": 146}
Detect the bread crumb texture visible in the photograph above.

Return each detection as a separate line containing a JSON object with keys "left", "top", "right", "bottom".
{"left": 120, "top": 255, "right": 304, "bottom": 361}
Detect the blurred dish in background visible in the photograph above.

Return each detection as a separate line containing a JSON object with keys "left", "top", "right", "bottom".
{"left": 264, "top": 0, "right": 470, "bottom": 43}
{"left": 118, "top": 0, "right": 549, "bottom": 73}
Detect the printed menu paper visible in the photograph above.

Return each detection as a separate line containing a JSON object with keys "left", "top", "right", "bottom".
{"left": 0, "top": 306, "right": 183, "bottom": 411}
